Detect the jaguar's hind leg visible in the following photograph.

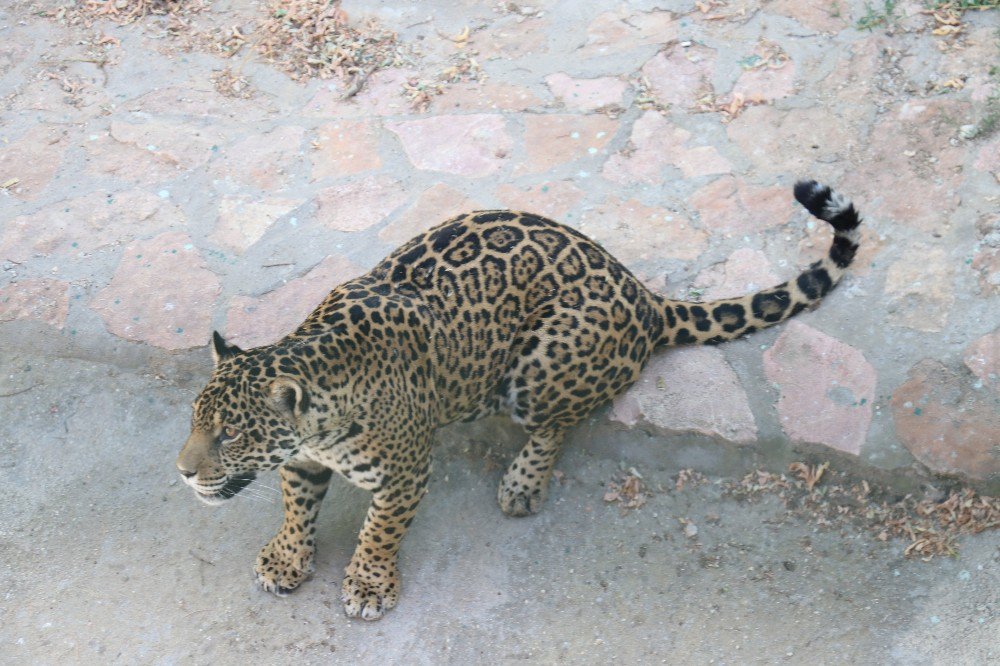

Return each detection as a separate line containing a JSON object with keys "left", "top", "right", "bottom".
{"left": 497, "top": 426, "right": 565, "bottom": 517}
{"left": 496, "top": 318, "right": 651, "bottom": 516}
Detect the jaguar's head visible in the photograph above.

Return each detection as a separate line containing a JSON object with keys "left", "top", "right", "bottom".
{"left": 176, "top": 332, "right": 310, "bottom": 505}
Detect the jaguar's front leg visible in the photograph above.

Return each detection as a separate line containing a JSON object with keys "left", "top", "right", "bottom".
{"left": 341, "top": 453, "right": 431, "bottom": 621}
{"left": 255, "top": 461, "right": 333, "bottom": 596}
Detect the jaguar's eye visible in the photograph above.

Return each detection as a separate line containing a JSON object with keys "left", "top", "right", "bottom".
{"left": 221, "top": 426, "right": 242, "bottom": 442}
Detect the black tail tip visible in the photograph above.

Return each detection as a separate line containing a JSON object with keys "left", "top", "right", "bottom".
{"left": 793, "top": 179, "right": 861, "bottom": 232}
{"left": 793, "top": 180, "right": 829, "bottom": 212}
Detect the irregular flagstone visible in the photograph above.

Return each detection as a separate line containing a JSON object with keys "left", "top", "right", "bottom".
{"left": 84, "top": 132, "right": 189, "bottom": 185}
{"left": 603, "top": 115, "right": 681, "bottom": 184}
{"left": 11, "top": 73, "right": 111, "bottom": 123}
{"left": 350, "top": 68, "right": 418, "bottom": 115}
{"left": 388, "top": 115, "right": 512, "bottom": 177}
{"left": 316, "top": 174, "right": 409, "bottom": 232}
{"left": 378, "top": 184, "right": 483, "bottom": 246}
{"left": 610, "top": 347, "right": 757, "bottom": 444}
{"left": 845, "top": 101, "right": 966, "bottom": 233}
{"left": 964, "top": 328, "right": 1000, "bottom": 392}
{"left": 727, "top": 105, "right": 854, "bottom": 176}
{"left": 971, "top": 245, "right": 1000, "bottom": 296}
{"left": 544, "top": 73, "right": 628, "bottom": 112}
{"left": 301, "top": 69, "right": 416, "bottom": 118}
{"left": 765, "top": 0, "right": 850, "bottom": 33}
{"left": 0, "top": 190, "right": 185, "bottom": 262}
{"left": 604, "top": 111, "right": 730, "bottom": 184}
{"left": 432, "top": 81, "right": 543, "bottom": 113}
{"left": 884, "top": 246, "right": 953, "bottom": 332}
{"left": 211, "top": 125, "right": 306, "bottom": 190}
{"left": 575, "top": 196, "right": 707, "bottom": 265}
{"left": 0, "top": 125, "right": 68, "bottom": 200}
{"left": 640, "top": 43, "right": 716, "bottom": 108}
{"left": 825, "top": 37, "right": 883, "bottom": 125}
{"left": 671, "top": 147, "right": 733, "bottom": 179}
{"left": 310, "top": 120, "right": 382, "bottom": 182}
{"left": 495, "top": 181, "right": 584, "bottom": 220}
{"left": 225, "top": 255, "right": 364, "bottom": 349}
{"left": 209, "top": 196, "right": 304, "bottom": 253}
{"left": 689, "top": 176, "right": 792, "bottom": 235}
{"left": 973, "top": 136, "right": 1000, "bottom": 175}
{"left": 125, "top": 85, "right": 268, "bottom": 119}
{"left": 479, "top": 17, "right": 550, "bottom": 60}
{"left": 517, "top": 114, "right": 618, "bottom": 175}
{"left": 892, "top": 359, "right": 1000, "bottom": 481}
{"left": 109, "top": 118, "right": 225, "bottom": 170}
{"left": 732, "top": 61, "right": 796, "bottom": 102}
{"left": 763, "top": 321, "right": 876, "bottom": 456}
{"left": 0, "top": 279, "right": 70, "bottom": 329}
{"left": 946, "top": 27, "right": 1000, "bottom": 105}
{"left": 582, "top": 10, "right": 678, "bottom": 56}
{"left": 91, "top": 232, "right": 220, "bottom": 351}
{"left": 0, "top": 36, "right": 28, "bottom": 77}
{"left": 971, "top": 214, "right": 1000, "bottom": 296}
{"left": 695, "top": 248, "right": 780, "bottom": 300}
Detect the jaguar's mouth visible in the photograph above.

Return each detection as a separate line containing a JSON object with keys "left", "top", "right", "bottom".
{"left": 194, "top": 473, "right": 257, "bottom": 505}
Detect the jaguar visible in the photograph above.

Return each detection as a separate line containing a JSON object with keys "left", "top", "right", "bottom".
{"left": 176, "top": 180, "right": 862, "bottom": 620}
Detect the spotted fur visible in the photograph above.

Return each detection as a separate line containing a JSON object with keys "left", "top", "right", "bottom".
{"left": 176, "top": 180, "right": 862, "bottom": 620}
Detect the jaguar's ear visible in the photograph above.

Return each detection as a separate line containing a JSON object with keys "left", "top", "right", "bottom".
{"left": 267, "top": 376, "right": 310, "bottom": 422}
{"left": 211, "top": 331, "right": 243, "bottom": 366}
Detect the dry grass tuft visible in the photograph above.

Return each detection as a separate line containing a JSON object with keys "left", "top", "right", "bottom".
{"left": 47, "top": 0, "right": 412, "bottom": 98}
{"left": 724, "top": 464, "right": 999, "bottom": 560}
{"left": 256, "top": 0, "right": 411, "bottom": 86}
{"left": 47, "top": 0, "right": 208, "bottom": 27}
{"left": 603, "top": 469, "right": 650, "bottom": 513}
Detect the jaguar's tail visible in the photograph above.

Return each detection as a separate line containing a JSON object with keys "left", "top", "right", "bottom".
{"left": 657, "top": 180, "right": 862, "bottom": 347}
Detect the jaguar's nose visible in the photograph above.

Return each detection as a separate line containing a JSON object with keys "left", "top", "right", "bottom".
{"left": 177, "top": 431, "right": 212, "bottom": 479}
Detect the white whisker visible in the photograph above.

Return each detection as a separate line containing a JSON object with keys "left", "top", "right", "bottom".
{"left": 239, "top": 487, "right": 279, "bottom": 504}
{"left": 235, "top": 491, "right": 275, "bottom": 505}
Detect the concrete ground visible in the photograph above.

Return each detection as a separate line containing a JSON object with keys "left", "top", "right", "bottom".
{"left": 1, "top": 347, "right": 998, "bottom": 663}
{"left": 1, "top": 0, "right": 998, "bottom": 662}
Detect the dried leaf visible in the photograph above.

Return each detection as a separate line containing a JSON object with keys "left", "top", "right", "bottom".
{"left": 933, "top": 25, "right": 963, "bottom": 36}
{"left": 788, "top": 462, "right": 828, "bottom": 490}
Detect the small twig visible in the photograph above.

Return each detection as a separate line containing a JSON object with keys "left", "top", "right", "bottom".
{"left": 405, "top": 17, "right": 433, "bottom": 29}
{"left": 189, "top": 549, "right": 216, "bottom": 566}
{"left": 41, "top": 57, "right": 110, "bottom": 84}
{"left": 41, "top": 57, "right": 108, "bottom": 66}
{"left": 0, "top": 384, "right": 41, "bottom": 398}
{"left": 262, "top": 262, "right": 294, "bottom": 268}
{"left": 340, "top": 65, "right": 376, "bottom": 100}
{"left": 436, "top": 26, "right": 470, "bottom": 43}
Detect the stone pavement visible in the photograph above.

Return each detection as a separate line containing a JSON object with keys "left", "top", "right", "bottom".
{"left": 0, "top": 0, "right": 999, "bottom": 660}
{"left": 3, "top": 0, "right": 996, "bottom": 487}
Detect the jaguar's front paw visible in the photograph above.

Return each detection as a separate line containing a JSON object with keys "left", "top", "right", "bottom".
{"left": 254, "top": 536, "right": 314, "bottom": 596}
{"left": 497, "top": 472, "right": 548, "bottom": 517}
{"left": 341, "top": 569, "right": 399, "bottom": 621}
